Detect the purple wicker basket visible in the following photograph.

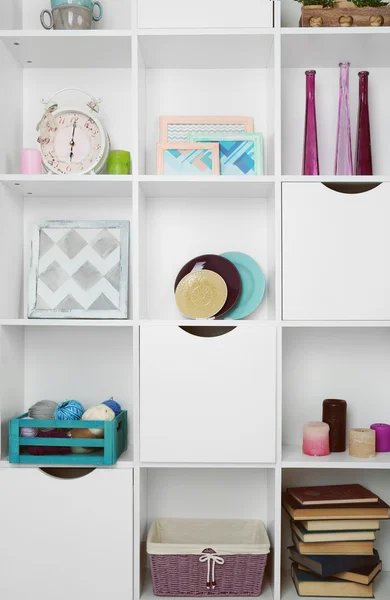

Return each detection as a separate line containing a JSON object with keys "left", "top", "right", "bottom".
{"left": 147, "top": 518, "right": 270, "bottom": 597}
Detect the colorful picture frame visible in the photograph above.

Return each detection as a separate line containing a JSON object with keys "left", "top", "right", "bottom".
{"left": 190, "top": 133, "right": 264, "bottom": 176}
{"left": 159, "top": 116, "right": 254, "bottom": 143}
{"left": 157, "top": 143, "right": 220, "bottom": 176}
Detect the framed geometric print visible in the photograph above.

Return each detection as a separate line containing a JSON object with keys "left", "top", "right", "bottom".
{"left": 157, "top": 143, "right": 220, "bottom": 176}
{"left": 28, "top": 220, "right": 129, "bottom": 319}
{"left": 190, "top": 133, "right": 264, "bottom": 176}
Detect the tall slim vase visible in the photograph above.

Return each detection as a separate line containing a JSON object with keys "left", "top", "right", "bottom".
{"left": 334, "top": 62, "right": 352, "bottom": 176}
{"left": 302, "top": 70, "right": 319, "bottom": 175}
{"left": 355, "top": 71, "right": 373, "bottom": 176}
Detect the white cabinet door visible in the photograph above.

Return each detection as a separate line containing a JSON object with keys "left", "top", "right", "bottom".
{"left": 0, "top": 468, "right": 133, "bottom": 599}
{"left": 283, "top": 183, "right": 390, "bottom": 321}
{"left": 140, "top": 325, "right": 276, "bottom": 463}
{"left": 138, "top": 0, "right": 273, "bottom": 29}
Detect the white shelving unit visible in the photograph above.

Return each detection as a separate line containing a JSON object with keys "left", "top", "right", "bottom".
{"left": 1, "top": 1, "right": 390, "bottom": 600}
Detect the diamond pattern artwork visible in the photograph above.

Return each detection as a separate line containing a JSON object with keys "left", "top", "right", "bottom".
{"left": 157, "top": 143, "right": 220, "bottom": 175}
{"left": 57, "top": 229, "right": 87, "bottom": 259}
{"left": 189, "top": 133, "right": 264, "bottom": 176}
{"left": 219, "top": 141, "right": 256, "bottom": 175}
{"left": 164, "top": 148, "right": 213, "bottom": 175}
{"left": 28, "top": 221, "right": 129, "bottom": 319}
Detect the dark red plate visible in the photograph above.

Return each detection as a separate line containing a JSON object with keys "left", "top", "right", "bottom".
{"left": 174, "top": 254, "right": 241, "bottom": 319}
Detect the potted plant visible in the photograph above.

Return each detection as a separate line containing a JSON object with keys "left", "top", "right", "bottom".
{"left": 295, "top": 0, "right": 390, "bottom": 27}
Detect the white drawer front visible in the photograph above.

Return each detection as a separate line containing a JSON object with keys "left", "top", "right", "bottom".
{"left": 283, "top": 183, "right": 390, "bottom": 321}
{"left": 138, "top": 0, "right": 273, "bottom": 29}
{"left": 0, "top": 469, "right": 133, "bottom": 599}
{"left": 140, "top": 325, "right": 276, "bottom": 463}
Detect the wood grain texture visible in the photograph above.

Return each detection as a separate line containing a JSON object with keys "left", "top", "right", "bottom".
{"left": 301, "top": 5, "right": 390, "bottom": 27}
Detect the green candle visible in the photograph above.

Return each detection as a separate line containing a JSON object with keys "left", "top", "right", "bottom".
{"left": 107, "top": 150, "right": 131, "bottom": 175}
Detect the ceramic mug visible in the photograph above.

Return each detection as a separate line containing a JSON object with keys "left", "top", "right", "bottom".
{"left": 50, "top": 0, "right": 103, "bottom": 21}
{"left": 41, "top": 5, "right": 93, "bottom": 29}
{"left": 107, "top": 150, "right": 132, "bottom": 175}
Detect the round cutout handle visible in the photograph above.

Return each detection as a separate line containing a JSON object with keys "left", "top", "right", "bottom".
{"left": 40, "top": 9, "right": 53, "bottom": 29}
{"left": 92, "top": 1, "right": 103, "bottom": 21}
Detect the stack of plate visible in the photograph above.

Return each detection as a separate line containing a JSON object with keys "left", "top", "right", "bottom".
{"left": 174, "top": 252, "right": 266, "bottom": 320}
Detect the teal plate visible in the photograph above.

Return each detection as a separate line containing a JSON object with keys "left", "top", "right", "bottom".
{"left": 220, "top": 252, "right": 266, "bottom": 319}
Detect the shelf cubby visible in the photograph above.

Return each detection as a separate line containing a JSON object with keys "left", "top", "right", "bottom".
{"left": 137, "top": 32, "right": 275, "bottom": 176}
{"left": 138, "top": 184, "right": 275, "bottom": 321}
{"left": 0, "top": 467, "right": 133, "bottom": 597}
{"left": 137, "top": 467, "right": 277, "bottom": 600}
{"left": 282, "top": 327, "right": 390, "bottom": 456}
{"left": 139, "top": 324, "right": 276, "bottom": 463}
{"left": 282, "top": 182, "right": 390, "bottom": 320}
{"left": 282, "top": 31, "right": 390, "bottom": 176}
{"left": 0, "top": 325, "right": 134, "bottom": 462}
{"left": 0, "top": 37, "right": 132, "bottom": 175}
{"left": 0, "top": 185, "right": 134, "bottom": 320}
{"left": 281, "top": 468, "right": 390, "bottom": 599}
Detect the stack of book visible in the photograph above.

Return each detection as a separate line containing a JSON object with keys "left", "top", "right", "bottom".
{"left": 283, "top": 484, "right": 389, "bottom": 598}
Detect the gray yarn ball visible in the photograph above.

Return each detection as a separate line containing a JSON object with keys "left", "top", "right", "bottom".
{"left": 29, "top": 400, "right": 58, "bottom": 431}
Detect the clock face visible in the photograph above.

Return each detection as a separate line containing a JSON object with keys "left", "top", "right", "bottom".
{"left": 40, "top": 110, "right": 104, "bottom": 174}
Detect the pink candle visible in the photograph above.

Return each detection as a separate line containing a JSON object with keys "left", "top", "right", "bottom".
{"left": 303, "top": 421, "right": 330, "bottom": 456}
{"left": 20, "top": 149, "right": 42, "bottom": 175}
{"left": 370, "top": 423, "right": 390, "bottom": 452}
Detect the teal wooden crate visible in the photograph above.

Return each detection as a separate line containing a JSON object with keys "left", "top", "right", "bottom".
{"left": 8, "top": 410, "right": 127, "bottom": 466}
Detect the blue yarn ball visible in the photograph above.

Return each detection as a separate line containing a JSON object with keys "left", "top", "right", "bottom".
{"left": 55, "top": 400, "right": 84, "bottom": 421}
{"left": 102, "top": 398, "right": 121, "bottom": 416}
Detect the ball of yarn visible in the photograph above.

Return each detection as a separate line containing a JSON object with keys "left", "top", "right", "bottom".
{"left": 102, "top": 397, "right": 121, "bottom": 416}
{"left": 55, "top": 400, "right": 84, "bottom": 421}
{"left": 29, "top": 400, "right": 58, "bottom": 420}
{"left": 27, "top": 429, "right": 70, "bottom": 456}
{"left": 70, "top": 428, "right": 97, "bottom": 454}
{"left": 21, "top": 418, "right": 38, "bottom": 438}
{"left": 82, "top": 404, "right": 115, "bottom": 437}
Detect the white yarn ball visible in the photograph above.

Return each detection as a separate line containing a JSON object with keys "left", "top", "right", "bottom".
{"left": 71, "top": 447, "right": 95, "bottom": 454}
{"left": 20, "top": 417, "right": 38, "bottom": 438}
{"left": 82, "top": 405, "right": 115, "bottom": 437}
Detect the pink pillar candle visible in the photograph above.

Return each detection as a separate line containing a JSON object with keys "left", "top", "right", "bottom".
{"left": 303, "top": 421, "right": 330, "bottom": 456}
{"left": 20, "top": 149, "right": 42, "bottom": 175}
{"left": 370, "top": 423, "right": 390, "bottom": 452}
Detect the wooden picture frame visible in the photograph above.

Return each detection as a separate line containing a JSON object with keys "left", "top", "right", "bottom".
{"left": 159, "top": 116, "right": 254, "bottom": 143}
{"left": 157, "top": 143, "right": 220, "bottom": 176}
{"left": 190, "top": 133, "right": 264, "bottom": 176}
{"left": 28, "top": 220, "right": 130, "bottom": 319}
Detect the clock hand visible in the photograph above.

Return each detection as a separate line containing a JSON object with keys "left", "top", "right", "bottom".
{"left": 69, "top": 121, "right": 77, "bottom": 163}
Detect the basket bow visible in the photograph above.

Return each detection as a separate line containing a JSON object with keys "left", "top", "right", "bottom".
{"left": 199, "top": 552, "right": 225, "bottom": 590}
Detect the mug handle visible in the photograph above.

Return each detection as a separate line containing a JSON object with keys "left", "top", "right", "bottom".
{"left": 92, "top": 1, "right": 103, "bottom": 21}
{"left": 40, "top": 9, "right": 53, "bottom": 29}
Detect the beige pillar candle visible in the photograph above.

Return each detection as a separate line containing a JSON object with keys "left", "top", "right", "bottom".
{"left": 349, "top": 428, "right": 376, "bottom": 458}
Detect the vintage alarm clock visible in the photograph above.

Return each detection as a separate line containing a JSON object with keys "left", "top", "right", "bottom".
{"left": 37, "top": 88, "right": 110, "bottom": 175}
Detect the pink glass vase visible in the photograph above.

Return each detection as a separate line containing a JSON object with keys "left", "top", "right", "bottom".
{"left": 355, "top": 71, "right": 373, "bottom": 176}
{"left": 335, "top": 62, "right": 352, "bottom": 176}
{"left": 302, "top": 70, "right": 320, "bottom": 176}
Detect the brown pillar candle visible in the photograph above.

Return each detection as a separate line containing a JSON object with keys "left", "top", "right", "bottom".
{"left": 322, "top": 399, "right": 347, "bottom": 452}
